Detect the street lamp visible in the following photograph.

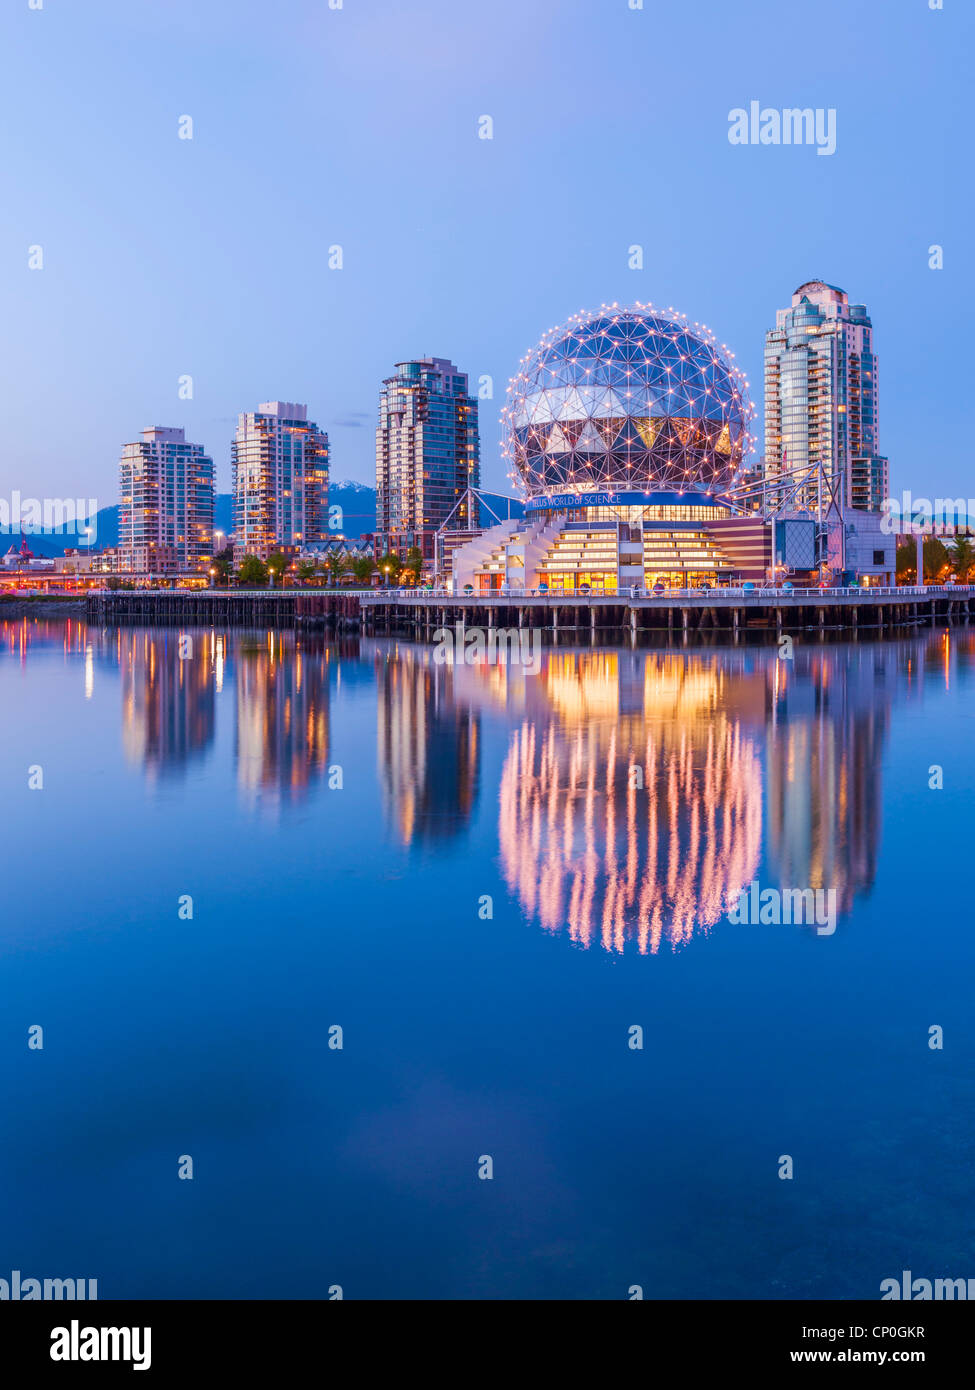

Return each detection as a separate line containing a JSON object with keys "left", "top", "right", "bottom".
{"left": 384, "top": 565, "right": 390, "bottom": 589}
{"left": 209, "top": 567, "right": 217, "bottom": 589}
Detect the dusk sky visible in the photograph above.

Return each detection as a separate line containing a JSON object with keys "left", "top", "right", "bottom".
{"left": 1, "top": 0, "right": 968, "bottom": 508}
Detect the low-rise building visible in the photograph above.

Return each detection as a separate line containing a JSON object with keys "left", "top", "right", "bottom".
{"left": 449, "top": 495, "right": 772, "bottom": 594}
{"left": 843, "top": 511, "right": 895, "bottom": 586}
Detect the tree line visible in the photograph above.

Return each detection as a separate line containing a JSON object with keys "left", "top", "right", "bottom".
{"left": 895, "top": 534, "right": 974, "bottom": 584}
{"left": 210, "top": 545, "right": 425, "bottom": 588}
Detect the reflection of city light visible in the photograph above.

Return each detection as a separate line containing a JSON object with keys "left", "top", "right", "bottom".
{"left": 499, "top": 669, "right": 763, "bottom": 952}
{"left": 375, "top": 648, "right": 480, "bottom": 843}
{"left": 545, "top": 654, "right": 621, "bottom": 720}
{"left": 236, "top": 636, "right": 330, "bottom": 807}
{"left": 492, "top": 645, "right": 889, "bottom": 951}
{"left": 121, "top": 631, "right": 216, "bottom": 780}
{"left": 0, "top": 624, "right": 903, "bottom": 935}
{"left": 765, "top": 693, "right": 883, "bottom": 915}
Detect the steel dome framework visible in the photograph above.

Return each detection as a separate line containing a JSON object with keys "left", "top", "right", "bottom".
{"left": 502, "top": 302, "right": 756, "bottom": 499}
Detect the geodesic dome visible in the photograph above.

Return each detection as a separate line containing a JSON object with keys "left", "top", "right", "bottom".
{"left": 502, "top": 303, "right": 755, "bottom": 498}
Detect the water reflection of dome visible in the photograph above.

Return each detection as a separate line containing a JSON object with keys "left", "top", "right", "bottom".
{"left": 543, "top": 649, "right": 728, "bottom": 726}
{"left": 499, "top": 652, "right": 764, "bottom": 952}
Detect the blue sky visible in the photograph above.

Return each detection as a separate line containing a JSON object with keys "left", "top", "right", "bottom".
{"left": 1, "top": 0, "right": 967, "bottom": 506}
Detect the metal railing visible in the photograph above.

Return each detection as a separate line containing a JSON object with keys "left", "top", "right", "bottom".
{"left": 363, "top": 583, "right": 975, "bottom": 602}
{"left": 88, "top": 583, "right": 975, "bottom": 602}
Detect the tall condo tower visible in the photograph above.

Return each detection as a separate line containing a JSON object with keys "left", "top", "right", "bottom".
{"left": 764, "top": 281, "right": 888, "bottom": 515}
{"left": 119, "top": 426, "right": 214, "bottom": 574}
{"left": 375, "top": 357, "right": 480, "bottom": 563}
{"left": 232, "top": 401, "right": 329, "bottom": 559}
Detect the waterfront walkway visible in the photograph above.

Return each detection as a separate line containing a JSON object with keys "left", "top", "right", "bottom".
{"left": 84, "top": 585, "right": 975, "bottom": 636}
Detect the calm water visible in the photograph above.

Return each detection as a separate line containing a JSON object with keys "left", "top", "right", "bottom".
{"left": 1, "top": 618, "right": 973, "bottom": 1300}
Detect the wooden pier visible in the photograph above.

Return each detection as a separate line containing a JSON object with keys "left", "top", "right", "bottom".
{"left": 358, "top": 586, "right": 975, "bottom": 639}
{"left": 85, "top": 585, "right": 975, "bottom": 640}
{"left": 85, "top": 590, "right": 362, "bottom": 630}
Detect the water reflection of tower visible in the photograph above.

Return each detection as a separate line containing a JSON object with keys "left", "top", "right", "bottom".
{"left": 121, "top": 630, "right": 216, "bottom": 778}
{"left": 498, "top": 650, "right": 764, "bottom": 952}
{"left": 235, "top": 633, "right": 330, "bottom": 805}
{"left": 765, "top": 647, "right": 888, "bottom": 911}
{"left": 1, "top": 616, "right": 97, "bottom": 667}
{"left": 375, "top": 645, "right": 480, "bottom": 842}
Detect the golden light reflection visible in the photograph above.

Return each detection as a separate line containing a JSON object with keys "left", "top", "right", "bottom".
{"left": 374, "top": 643, "right": 480, "bottom": 843}
{"left": 121, "top": 630, "right": 216, "bottom": 779}
{"left": 490, "top": 644, "right": 891, "bottom": 952}
{"left": 0, "top": 622, "right": 910, "bottom": 927}
{"left": 236, "top": 634, "right": 330, "bottom": 806}
{"left": 764, "top": 650, "right": 886, "bottom": 915}
{"left": 498, "top": 660, "right": 764, "bottom": 952}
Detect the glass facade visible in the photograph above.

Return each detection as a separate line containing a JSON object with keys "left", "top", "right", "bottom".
{"left": 535, "top": 503, "right": 732, "bottom": 524}
{"left": 764, "top": 282, "right": 888, "bottom": 514}
{"left": 232, "top": 402, "right": 329, "bottom": 560}
{"left": 119, "top": 427, "right": 214, "bottom": 574}
{"left": 375, "top": 357, "right": 480, "bottom": 555}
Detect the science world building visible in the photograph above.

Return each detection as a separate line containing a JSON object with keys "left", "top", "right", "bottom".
{"left": 451, "top": 304, "right": 772, "bottom": 594}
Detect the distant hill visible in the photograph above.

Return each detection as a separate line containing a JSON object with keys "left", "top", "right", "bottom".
{"left": 0, "top": 502, "right": 120, "bottom": 557}
{"left": 329, "top": 481, "right": 376, "bottom": 535}
{"left": 2, "top": 480, "right": 523, "bottom": 554}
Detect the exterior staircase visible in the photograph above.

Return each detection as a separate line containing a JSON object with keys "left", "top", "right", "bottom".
{"left": 518, "top": 514, "right": 566, "bottom": 588}
{"left": 450, "top": 518, "right": 524, "bottom": 592}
